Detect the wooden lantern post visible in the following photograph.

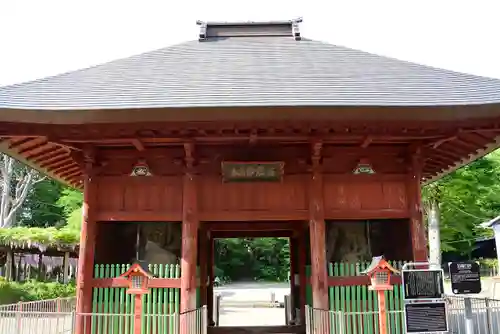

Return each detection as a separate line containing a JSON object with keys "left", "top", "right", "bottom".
{"left": 361, "top": 256, "right": 400, "bottom": 334}
{"left": 119, "top": 261, "right": 154, "bottom": 334}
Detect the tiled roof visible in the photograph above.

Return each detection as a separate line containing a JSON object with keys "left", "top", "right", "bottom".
{"left": 1, "top": 35, "right": 500, "bottom": 110}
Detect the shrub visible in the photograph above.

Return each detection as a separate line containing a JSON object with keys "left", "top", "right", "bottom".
{"left": 0, "top": 279, "right": 76, "bottom": 305}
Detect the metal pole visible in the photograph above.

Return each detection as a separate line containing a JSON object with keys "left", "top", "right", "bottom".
{"left": 464, "top": 297, "right": 474, "bottom": 334}
{"left": 485, "top": 298, "right": 492, "bottom": 334}
{"left": 213, "top": 294, "right": 220, "bottom": 326}
{"left": 493, "top": 225, "right": 500, "bottom": 275}
{"left": 284, "top": 295, "right": 290, "bottom": 325}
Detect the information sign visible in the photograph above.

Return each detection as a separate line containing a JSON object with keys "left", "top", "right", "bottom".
{"left": 402, "top": 269, "right": 444, "bottom": 300}
{"left": 404, "top": 302, "right": 448, "bottom": 333}
{"left": 449, "top": 261, "right": 481, "bottom": 294}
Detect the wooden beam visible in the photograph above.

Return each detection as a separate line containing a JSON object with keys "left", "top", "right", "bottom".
{"left": 27, "top": 146, "right": 65, "bottom": 161}
{"left": 51, "top": 164, "right": 80, "bottom": 176}
{"left": 205, "top": 221, "right": 300, "bottom": 232}
{"left": 308, "top": 140, "right": 329, "bottom": 310}
{"left": 40, "top": 157, "right": 73, "bottom": 170}
{"left": 96, "top": 211, "right": 182, "bottom": 222}
{"left": 211, "top": 230, "right": 294, "bottom": 238}
{"left": 90, "top": 278, "right": 181, "bottom": 288}
{"left": 326, "top": 275, "right": 402, "bottom": 286}
{"left": 431, "top": 135, "right": 457, "bottom": 149}
{"left": 17, "top": 137, "right": 49, "bottom": 154}
{"left": 199, "top": 210, "right": 309, "bottom": 222}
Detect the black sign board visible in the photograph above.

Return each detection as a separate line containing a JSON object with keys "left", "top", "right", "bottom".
{"left": 405, "top": 302, "right": 448, "bottom": 333}
{"left": 449, "top": 261, "right": 481, "bottom": 294}
{"left": 402, "top": 270, "right": 444, "bottom": 300}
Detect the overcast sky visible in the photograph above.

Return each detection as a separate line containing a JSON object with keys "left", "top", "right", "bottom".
{"left": 1, "top": 1, "right": 499, "bottom": 87}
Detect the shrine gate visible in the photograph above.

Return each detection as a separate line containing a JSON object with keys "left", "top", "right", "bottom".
{"left": 1, "top": 18, "right": 500, "bottom": 334}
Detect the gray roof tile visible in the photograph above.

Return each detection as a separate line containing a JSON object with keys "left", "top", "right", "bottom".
{"left": 1, "top": 36, "right": 500, "bottom": 110}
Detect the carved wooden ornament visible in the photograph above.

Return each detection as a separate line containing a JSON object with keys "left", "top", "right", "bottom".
{"left": 353, "top": 158, "right": 375, "bottom": 175}
{"left": 130, "top": 159, "right": 152, "bottom": 176}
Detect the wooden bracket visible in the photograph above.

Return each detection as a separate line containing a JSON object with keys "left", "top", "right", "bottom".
{"left": 131, "top": 138, "right": 145, "bottom": 152}
{"left": 408, "top": 143, "right": 423, "bottom": 175}
{"left": 311, "top": 140, "right": 323, "bottom": 167}
{"left": 82, "top": 145, "right": 96, "bottom": 177}
{"left": 249, "top": 129, "right": 258, "bottom": 145}
{"left": 184, "top": 142, "right": 195, "bottom": 171}
{"left": 361, "top": 136, "right": 373, "bottom": 148}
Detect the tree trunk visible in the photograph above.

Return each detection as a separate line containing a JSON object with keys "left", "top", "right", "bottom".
{"left": 428, "top": 199, "right": 441, "bottom": 269}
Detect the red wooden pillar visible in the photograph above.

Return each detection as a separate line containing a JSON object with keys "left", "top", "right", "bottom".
{"left": 133, "top": 294, "right": 143, "bottom": 334}
{"left": 199, "top": 227, "right": 208, "bottom": 307}
{"left": 298, "top": 228, "right": 307, "bottom": 323}
{"left": 75, "top": 146, "right": 97, "bottom": 334}
{"left": 180, "top": 143, "right": 199, "bottom": 333}
{"left": 207, "top": 234, "right": 215, "bottom": 326}
{"left": 308, "top": 141, "right": 329, "bottom": 310}
{"left": 289, "top": 235, "right": 296, "bottom": 318}
{"left": 408, "top": 146, "right": 428, "bottom": 262}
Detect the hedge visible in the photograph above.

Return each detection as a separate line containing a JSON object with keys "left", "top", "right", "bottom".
{"left": 0, "top": 278, "right": 76, "bottom": 304}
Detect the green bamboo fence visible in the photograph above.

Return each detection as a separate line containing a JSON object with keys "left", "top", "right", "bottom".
{"left": 92, "top": 263, "right": 181, "bottom": 334}
{"left": 327, "top": 261, "right": 407, "bottom": 334}
{"left": 306, "top": 260, "right": 408, "bottom": 334}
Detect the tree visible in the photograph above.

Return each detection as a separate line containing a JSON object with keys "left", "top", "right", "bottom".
{"left": 214, "top": 237, "right": 290, "bottom": 282}
{"left": 0, "top": 154, "right": 45, "bottom": 228}
{"left": 19, "top": 179, "right": 65, "bottom": 228}
{"left": 423, "top": 150, "right": 500, "bottom": 256}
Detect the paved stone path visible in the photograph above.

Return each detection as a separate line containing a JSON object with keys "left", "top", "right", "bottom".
{"left": 216, "top": 281, "right": 289, "bottom": 326}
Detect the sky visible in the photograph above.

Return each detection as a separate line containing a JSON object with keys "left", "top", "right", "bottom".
{"left": 1, "top": 1, "right": 500, "bottom": 87}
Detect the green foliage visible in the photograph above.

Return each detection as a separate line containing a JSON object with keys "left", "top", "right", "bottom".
{"left": 18, "top": 179, "right": 65, "bottom": 228}
{"left": 215, "top": 237, "right": 290, "bottom": 282}
{"left": 424, "top": 150, "right": 500, "bottom": 256}
{"left": 15, "top": 177, "right": 83, "bottom": 230}
{"left": 66, "top": 208, "right": 82, "bottom": 231}
{"left": 56, "top": 188, "right": 83, "bottom": 218}
{"left": 0, "top": 278, "right": 76, "bottom": 304}
{"left": 0, "top": 227, "right": 79, "bottom": 249}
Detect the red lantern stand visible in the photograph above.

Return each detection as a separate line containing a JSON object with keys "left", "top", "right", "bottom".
{"left": 119, "top": 262, "right": 155, "bottom": 334}
{"left": 361, "top": 256, "right": 400, "bottom": 334}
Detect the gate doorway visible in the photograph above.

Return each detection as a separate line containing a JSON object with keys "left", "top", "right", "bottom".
{"left": 200, "top": 221, "right": 308, "bottom": 333}
{"left": 214, "top": 237, "right": 290, "bottom": 327}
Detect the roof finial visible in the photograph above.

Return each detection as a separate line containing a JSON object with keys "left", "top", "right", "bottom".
{"left": 197, "top": 20, "right": 208, "bottom": 41}
{"left": 291, "top": 17, "right": 302, "bottom": 41}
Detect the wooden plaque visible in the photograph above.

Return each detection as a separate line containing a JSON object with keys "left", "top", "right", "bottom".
{"left": 221, "top": 161, "right": 284, "bottom": 182}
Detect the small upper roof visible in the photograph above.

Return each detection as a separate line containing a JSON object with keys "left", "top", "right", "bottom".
{"left": 1, "top": 19, "right": 500, "bottom": 111}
